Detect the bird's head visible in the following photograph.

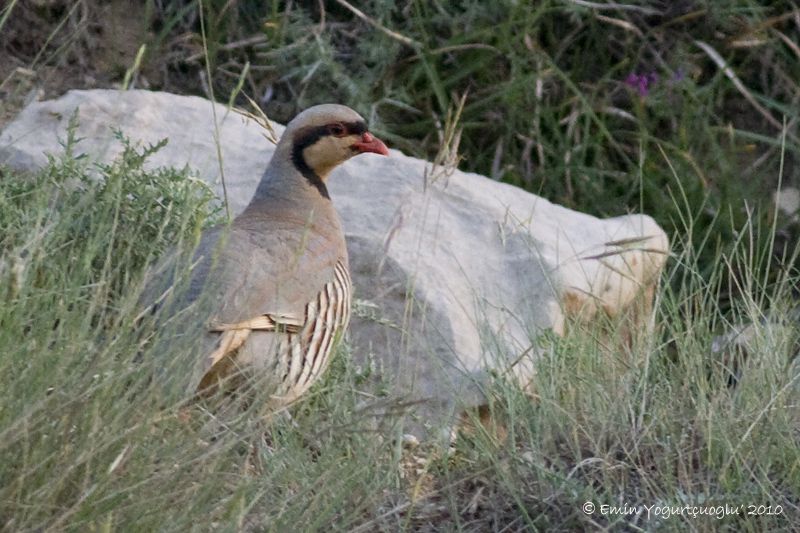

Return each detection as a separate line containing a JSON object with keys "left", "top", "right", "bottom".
{"left": 285, "top": 104, "right": 389, "bottom": 182}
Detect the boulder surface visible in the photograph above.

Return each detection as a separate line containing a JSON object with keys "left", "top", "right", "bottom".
{"left": 0, "top": 90, "right": 669, "bottom": 431}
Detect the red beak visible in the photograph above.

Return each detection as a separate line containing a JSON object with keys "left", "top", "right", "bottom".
{"left": 352, "top": 132, "right": 389, "bottom": 156}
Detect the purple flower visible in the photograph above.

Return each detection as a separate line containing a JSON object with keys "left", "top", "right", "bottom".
{"left": 624, "top": 71, "right": 659, "bottom": 97}
{"left": 625, "top": 73, "right": 640, "bottom": 87}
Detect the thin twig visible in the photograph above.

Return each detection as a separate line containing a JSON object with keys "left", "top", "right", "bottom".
{"left": 334, "top": 0, "right": 420, "bottom": 48}
{"left": 186, "top": 34, "right": 267, "bottom": 62}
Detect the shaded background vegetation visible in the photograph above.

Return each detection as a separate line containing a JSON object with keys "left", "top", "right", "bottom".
{"left": 3, "top": 1, "right": 799, "bottom": 233}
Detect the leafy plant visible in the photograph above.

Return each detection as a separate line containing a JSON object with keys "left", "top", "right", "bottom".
{"left": 1, "top": 112, "right": 222, "bottom": 311}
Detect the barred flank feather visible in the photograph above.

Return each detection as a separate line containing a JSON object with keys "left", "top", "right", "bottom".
{"left": 278, "top": 260, "right": 351, "bottom": 400}
{"left": 198, "top": 261, "right": 351, "bottom": 403}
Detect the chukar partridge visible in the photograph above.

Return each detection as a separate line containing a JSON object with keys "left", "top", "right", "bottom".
{"left": 151, "top": 104, "right": 388, "bottom": 407}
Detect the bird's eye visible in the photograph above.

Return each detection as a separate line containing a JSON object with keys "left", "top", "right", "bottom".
{"left": 328, "top": 124, "right": 346, "bottom": 137}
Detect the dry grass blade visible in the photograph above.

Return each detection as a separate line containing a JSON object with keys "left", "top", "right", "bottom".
{"left": 424, "top": 92, "right": 466, "bottom": 189}
{"left": 427, "top": 43, "right": 502, "bottom": 55}
{"left": 745, "top": 8, "right": 800, "bottom": 34}
{"left": 604, "top": 235, "right": 661, "bottom": 248}
{"left": 197, "top": 0, "right": 229, "bottom": 219}
{"left": 595, "top": 14, "right": 644, "bottom": 37}
{"left": 721, "top": 370, "right": 800, "bottom": 477}
{"left": 232, "top": 92, "right": 279, "bottom": 145}
{"left": 773, "top": 29, "right": 800, "bottom": 60}
{"left": 581, "top": 247, "right": 670, "bottom": 261}
{"left": 564, "top": 0, "right": 663, "bottom": 16}
{"left": 695, "top": 40, "right": 786, "bottom": 133}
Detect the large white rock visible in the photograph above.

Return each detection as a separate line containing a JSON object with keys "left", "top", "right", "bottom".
{"left": 0, "top": 90, "right": 669, "bottom": 430}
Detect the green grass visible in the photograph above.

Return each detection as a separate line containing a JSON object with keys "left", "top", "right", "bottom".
{"left": 1, "top": 0, "right": 800, "bottom": 530}
{"left": 0, "top": 124, "right": 798, "bottom": 531}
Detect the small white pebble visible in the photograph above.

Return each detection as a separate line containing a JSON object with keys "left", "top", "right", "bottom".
{"left": 401, "top": 434, "right": 419, "bottom": 449}
{"left": 775, "top": 187, "right": 800, "bottom": 215}
{"left": 521, "top": 451, "right": 535, "bottom": 464}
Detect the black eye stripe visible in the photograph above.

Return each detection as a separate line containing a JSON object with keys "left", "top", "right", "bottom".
{"left": 290, "top": 119, "right": 368, "bottom": 199}
{"left": 327, "top": 121, "right": 366, "bottom": 136}
{"left": 293, "top": 121, "right": 367, "bottom": 151}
